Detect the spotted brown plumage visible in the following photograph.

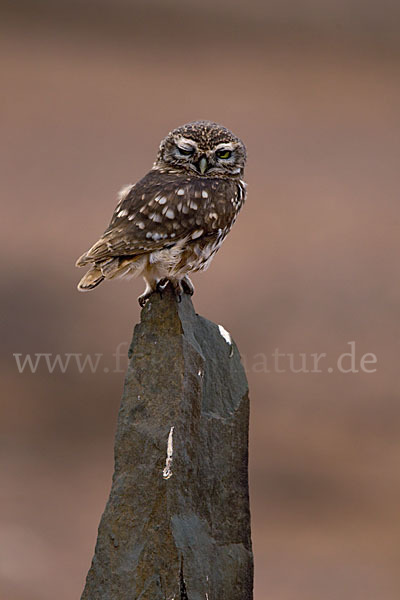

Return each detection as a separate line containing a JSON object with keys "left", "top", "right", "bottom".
{"left": 76, "top": 121, "right": 247, "bottom": 305}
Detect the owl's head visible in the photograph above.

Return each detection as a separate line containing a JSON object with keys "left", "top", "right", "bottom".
{"left": 155, "top": 121, "right": 246, "bottom": 178}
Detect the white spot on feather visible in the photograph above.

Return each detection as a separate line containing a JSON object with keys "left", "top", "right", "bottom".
{"left": 149, "top": 212, "right": 162, "bottom": 223}
{"left": 117, "top": 209, "right": 128, "bottom": 218}
{"left": 177, "top": 188, "right": 185, "bottom": 196}
{"left": 201, "top": 190, "right": 208, "bottom": 198}
{"left": 191, "top": 229, "right": 203, "bottom": 240}
{"left": 165, "top": 208, "right": 175, "bottom": 219}
{"left": 189, "top": 201, "right": 198, "bottom": 210}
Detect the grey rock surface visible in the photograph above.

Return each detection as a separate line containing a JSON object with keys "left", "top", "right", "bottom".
{"left": 81, "top": 287, "right": 253, "bottom": 599}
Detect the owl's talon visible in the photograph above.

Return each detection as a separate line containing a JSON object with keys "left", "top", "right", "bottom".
{"left": 170, "top": 280, "right": 184, "bottom": 302}
{"left": 156, "top": 278, "right": 169, "bottom": 298}
{"left": 138, "top": 282, "right": 154, "bottom": 307}
{"left": 138, "top": 293, "right": 151, "bottom": 307}
{"left": 181, "top": 276, "right": 195, "bottom": 296}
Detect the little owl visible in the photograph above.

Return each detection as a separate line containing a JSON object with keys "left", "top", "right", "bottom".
{"left": 76, "top": 121, "right": 247, "bottom": 306}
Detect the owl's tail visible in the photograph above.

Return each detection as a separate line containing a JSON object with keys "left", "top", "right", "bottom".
{"left": 77, "top": 266, "right": 104, "bottom": 291}
{"left": 77, "top": 255, "right": 147, "bottom": 291}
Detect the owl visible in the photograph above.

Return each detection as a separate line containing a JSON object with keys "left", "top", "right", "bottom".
{"left": 76, "top": 121, "right": 247, "bottom": 306}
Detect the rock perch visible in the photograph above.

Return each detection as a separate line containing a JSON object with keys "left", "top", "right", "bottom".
{"left": 81, "top": 287, "right": 253, "bottom": 599}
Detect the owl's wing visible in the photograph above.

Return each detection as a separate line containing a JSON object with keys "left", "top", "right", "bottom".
{"left": 76, "top": 169, "right": 244, "bottom": 266}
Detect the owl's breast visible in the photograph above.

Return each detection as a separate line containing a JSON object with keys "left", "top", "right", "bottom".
{"left": 168, "top": 227, "right": 227, "bottom": 276}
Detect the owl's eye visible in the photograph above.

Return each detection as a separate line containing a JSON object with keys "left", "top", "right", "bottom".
{"left": 216, "top": 149, "right": 232, "bottom": 159}
{"left": 177, "top": 146, "right": 194, "bottom": 156}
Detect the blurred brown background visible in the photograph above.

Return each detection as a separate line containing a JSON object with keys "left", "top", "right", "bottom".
{"left": 1, "top": 1, "right": 400, "bottom": 598}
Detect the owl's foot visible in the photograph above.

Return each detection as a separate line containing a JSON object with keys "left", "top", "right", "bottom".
{"left": 138, "top": 277, "right": 193, "bottom": 306}
{"left": 154, "top": 279, "right": 189, "bottom": 302}
{"left": 171, "top": 280, "right": 184, "bottom": 303}
{"left": 138, "top": 291, "right": 152, "bottom": 307}
{"left": 169, "top": 277, "right": 194, "bottom": 301}
{"left": 138, "top": 279, "right": 155, "bottom": 307}
{"left": 181, "top": 276, "right": 194, "bottom": 296}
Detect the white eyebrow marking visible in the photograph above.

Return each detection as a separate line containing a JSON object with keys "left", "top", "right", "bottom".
{"left": 215, "top": 142, "right": 235, "bottom": 151}
{"left": 176, "top": 136, "right": 198, "bottom": 150}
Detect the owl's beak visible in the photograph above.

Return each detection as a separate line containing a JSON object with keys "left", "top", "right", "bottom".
{"left": 198, "top": 156, "right": 208, "bottom": 174}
